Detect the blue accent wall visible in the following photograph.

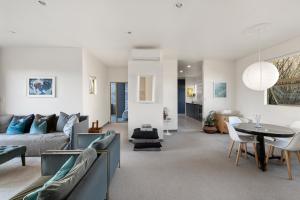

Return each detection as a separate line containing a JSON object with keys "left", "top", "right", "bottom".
{"left": 117, "top": 83, "right": 126, "bottom": 118}
{"left": 178, "top": 79, "right": 185, "bottom": 114}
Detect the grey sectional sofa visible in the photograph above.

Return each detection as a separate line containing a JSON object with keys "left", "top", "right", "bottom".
{"left": 11, "top": 150, "right": 108, "bottom": 200}
{"left": 10, "top": 132, "right": 121, "bottom": 200}
{"left": 0, "top": 115, "right": 88, "bottom": 156}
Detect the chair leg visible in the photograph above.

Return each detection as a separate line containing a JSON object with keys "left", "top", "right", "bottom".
{"left": 236, "top": 143, "right": 242, "bottom": 166}
{"left": 227, "top": 140, "right": 235, "bottom": 158}
{"left": 243, "top": 143, "right": 248, "bottom": 159}
{"left": 265, "top": 145, "right": 273, "bottom": 166}
{"left": 284, "top": 150, "right": 293, "bottom": 180}
{"left": 280, "top": 150, "right": 285, "bottom": 164}
{"left": 253, "top": 143, "right": 259, "bottom": 168}
{"left": 297, "top": 151, "right": 300, "bottom": 164}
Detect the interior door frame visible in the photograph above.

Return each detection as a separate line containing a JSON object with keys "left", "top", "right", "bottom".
{"left": 110, "top": 81, "right": 128, "bottom": 123}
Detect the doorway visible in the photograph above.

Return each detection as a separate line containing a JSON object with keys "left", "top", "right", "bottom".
{"left": 178, "top": 79, "right": 186, "bottom": 114}
{"left": 110, "top": 82, "right": 128, "bottom": 123}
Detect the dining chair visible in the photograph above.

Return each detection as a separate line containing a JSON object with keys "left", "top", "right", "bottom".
{"left": 265, "top": 121, "right": 300, "bottom": 180}
{"left": 228, "top": 116, "right": 255, "bottom": 156}
{"left": 266, "top": 133, "right": 300, "bottom": 180}
{"left": 226, "top": 122, "right": 259, "bottom": 167}
{"left": 228, "top": 116, "right": 253, "bottom": 136}
{"left": 266, "top": 121, "right": 300, "bottom": 161}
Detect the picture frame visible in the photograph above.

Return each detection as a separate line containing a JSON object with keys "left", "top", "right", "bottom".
{"left": 27, "top": 76, "right": 56, "bottom": 98}
{"left": 89, "top": 76, "right": 97, "bottom": 95}
{"left": 137, "top": 75, "right": 156, "bottom": 103}
{"left": 267, "top": 52, "right": 300, "bottom": 106}
{"left": 214, "top": 81, "right": 227, "bottom": 98}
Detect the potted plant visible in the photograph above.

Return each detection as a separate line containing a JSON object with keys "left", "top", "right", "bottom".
{"left": 203, "top": 111, "right": 218, "bottom": 134}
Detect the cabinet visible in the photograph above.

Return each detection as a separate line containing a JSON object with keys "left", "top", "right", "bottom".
{"left": 215, "top": 113, "right": 240, "bottom": 134}
{"left": 186, "top": 103, "right": 202, "bottom": 121}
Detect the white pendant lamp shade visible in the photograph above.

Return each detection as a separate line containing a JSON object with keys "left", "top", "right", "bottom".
{"left": 242, "top": 61, "right": 279, "bottom": 91}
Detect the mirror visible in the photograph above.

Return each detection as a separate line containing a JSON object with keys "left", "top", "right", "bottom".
{"left": 137, "top": 75, "right": 155, "bottom": 103}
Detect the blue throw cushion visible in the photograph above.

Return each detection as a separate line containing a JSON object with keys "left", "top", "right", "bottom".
{"left": 6, "top": 117, "right": 27, "bottom": 134}
{"left": 30, "top": 119, "right": 47, "bottom": 134}
{"left": 6, "top": 115, "right": 35, "bottom": 134}
{"left": 23, "top": 114, "right": 35, "bottom": 133}
{"left": 24, "top": 156, "right": 76, "bottom": 200}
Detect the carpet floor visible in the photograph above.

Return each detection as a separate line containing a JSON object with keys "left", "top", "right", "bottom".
{"left": 1, "top": 122, "right": 300, "bottom": 200}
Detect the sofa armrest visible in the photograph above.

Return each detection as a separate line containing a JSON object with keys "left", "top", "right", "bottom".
{"left": 71, "top": 118, "right": 89, "bottom": 149}
{"left": 41, "top": 151, "right": 82, "bottom": 176}
{"left": 107, "top": 134, "right": 120, "bottom": 182}
{"left": 75, "top": 133, "right": 103, "bottom": 149}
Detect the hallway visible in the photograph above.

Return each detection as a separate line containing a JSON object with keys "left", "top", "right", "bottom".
{"left": 178, "top": 114, "right": 203, "bottom": 133}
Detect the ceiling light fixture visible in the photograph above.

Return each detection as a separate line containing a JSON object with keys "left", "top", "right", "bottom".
{"left": 9, "top": 31, "right": 16, "bottom": 34}
{"left": 187, "top": 65, "right": 191, "bottom": 68}
{"left": 127, "top": 31, "right": 132, "bottom": 35}
{"left": 175, "top": 2, "right": 183, "bottom": 8}
{"left": 242, "top": 23, "right": 279, "bottom": 91}
{"left": 38, "top": 0, "right": 47, "bottom": 6}
{"left": 179, "top": 70, "right": 183, "bottom": 73}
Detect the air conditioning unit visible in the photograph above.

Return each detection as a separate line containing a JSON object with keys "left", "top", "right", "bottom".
{"left": 131, "top": 49, "right": 161, "bottom": 61}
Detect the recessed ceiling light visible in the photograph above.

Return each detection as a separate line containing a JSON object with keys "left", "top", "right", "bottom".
{"left": 38, "top": 0, "right": 47, "bottom": 6}
{"left": 175, "top": 2, "right": 183, "bottom": 8}
{"left": 187, "top": 65, "right": 191, "bottom": 68}
{"left": 9, "top": 30, "right": 16, "bottom": 34}
{"left": 179, "top": 70, "right": 183, "bottom": 73}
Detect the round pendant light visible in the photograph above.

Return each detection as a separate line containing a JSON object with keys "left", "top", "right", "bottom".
{"left": 242, "top": 23, "right": 279, "bottom": 91}
{"left": 242, "top": 61, "right": 279, "bottom": 91}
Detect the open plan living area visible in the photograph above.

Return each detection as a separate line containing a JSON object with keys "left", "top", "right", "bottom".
{"left": 1, "top": 0, "right": 300, "bottom": 200}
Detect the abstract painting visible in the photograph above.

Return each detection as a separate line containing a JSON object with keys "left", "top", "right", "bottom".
{"left": 267, "top": 53, "right": 300, "bottom": 105}
{"left": 27, "top": 77, "right": 55, "bottom": 97}
{"left": 214, "top": 82, "right": 227, "bottom": 98}
{"left": 186, "top": 88, "right": 195, "bottom": 97}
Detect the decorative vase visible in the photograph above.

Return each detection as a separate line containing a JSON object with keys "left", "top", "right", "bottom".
{"left": 203, "top": 125, "right": 217, "bottom": 134}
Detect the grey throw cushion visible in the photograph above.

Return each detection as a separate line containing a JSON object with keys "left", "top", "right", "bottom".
{"left": 56, "top": 112, "right": 80, "bottom": 132}
{"left": 38, "top": 148, "right": 97, "bottom": 200}
{"left": 90, "top": 133, "right": 116, "bottom": 150}
{"left": 0, "top": 114, "right": 13, "bottom": 133}
{"left": 63, "top": 115, "right": 79, "bottom": 136}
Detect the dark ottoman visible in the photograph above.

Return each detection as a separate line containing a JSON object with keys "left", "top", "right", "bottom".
{"left": 0, "top": 145, "right": 27, "bottom": 166}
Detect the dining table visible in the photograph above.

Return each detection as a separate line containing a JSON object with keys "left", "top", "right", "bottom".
{"left": 234, "top": 123, "right": 295, "bottom": 171}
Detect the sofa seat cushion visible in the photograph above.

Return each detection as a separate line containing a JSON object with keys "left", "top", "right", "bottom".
{"left": 10, "top": 176, "right": 51, "bottom": 200}
{"left": 0, "top": 133, "right": 69, "bottom": 156}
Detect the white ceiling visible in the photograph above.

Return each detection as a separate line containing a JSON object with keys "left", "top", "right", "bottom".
{"left": 1, "top": 0, "right": 300, "bottom": 68}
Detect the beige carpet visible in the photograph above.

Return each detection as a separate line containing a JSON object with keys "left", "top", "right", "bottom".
{"left": 108, "top": 123, "right": 300, "bottom": 200}
{"left": 0, "top": 157, "right": 41, "bottom": 200}
{"left": 1, "top": 123, "right": 300, "bottom": 200}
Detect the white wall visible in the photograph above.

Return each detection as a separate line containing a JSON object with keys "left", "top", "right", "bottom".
{"left": 163, "top": 60, "right": 178, "bottom": 130}
{"left": 0, "top": 47, "right": 83, "bottom": 115}
{"left": 203, "top": 60, "right": 235, "bottom": 118}
{"left": 128, "top": 60, "right": 164, "bottom": 139}
{"left": 82, "top": 49, "right": 110, "bottom": 127}
{"left": 108, "top": 67, "right": 128, "bottom": 83}
{"left": 235, "top": 36, "right": 300, "bottom": 125}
